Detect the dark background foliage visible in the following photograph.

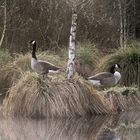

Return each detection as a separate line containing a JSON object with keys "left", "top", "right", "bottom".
{"left": 0, "top": 0, "right": 139, "bottom": 52}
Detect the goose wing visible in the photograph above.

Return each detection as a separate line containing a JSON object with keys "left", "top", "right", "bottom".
{"left": 88, "top": 72, "right": 114, "bottom": 80}
{"left": 38, "top": 60, "right": 60, "bottom": 71}
{"left": 100, "top": 76, "right": 116, "bottom": 86}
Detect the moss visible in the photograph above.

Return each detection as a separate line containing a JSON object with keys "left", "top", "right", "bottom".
{"left": 104, "top": 86, "right": 139, "bottom": 96}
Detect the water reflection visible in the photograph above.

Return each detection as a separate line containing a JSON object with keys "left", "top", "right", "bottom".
{"left": 0, "top": 112, "right": 139, "bottom": 140}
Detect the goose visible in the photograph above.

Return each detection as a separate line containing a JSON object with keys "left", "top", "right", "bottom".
{"left": 30, "top": 40, "right": 61, "bottom": 75}
{"left": 88, "top": 64, "right": 121, "bottom": 87}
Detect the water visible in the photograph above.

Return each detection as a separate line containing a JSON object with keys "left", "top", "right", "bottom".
{"left": 0, "top": 111, "right": 139, "bottom": 140}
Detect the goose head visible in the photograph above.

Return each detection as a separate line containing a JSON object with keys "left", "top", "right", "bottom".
{"left": 29, "top": 40, "right": 37, "bottom": 59}
{"left": 110, "top": 64, "right": 121, "bottom": 82}
{"left": 109, "top": 64, "right": 121, "bottom": 74}
{"left": 115, "top": 63, "right": 121, "bottom": 70}
{"left": 29, "top": 40, "right": 36, "bottom": 47}
{"left": 28, "top": 40, "right": 36, "bottom": 50}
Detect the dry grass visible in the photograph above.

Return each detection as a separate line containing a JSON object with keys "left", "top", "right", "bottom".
{"left": 0, "top": 54, "right": 30, "bottom": 96}
{"left": 0, "top": 50, "right": 17, "bottom": 95}
{"left": 13, "top": 53, "right": 31, "bottom": 72}
{"left": 0, "top": 65, "right": 22, "bottom": 95}
{"left": 3, "top": 72, "right": 113, "bottom": 118}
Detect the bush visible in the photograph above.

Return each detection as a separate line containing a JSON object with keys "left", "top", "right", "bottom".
{"left": 97, "top": 47, "right": 140, "bottom": 87}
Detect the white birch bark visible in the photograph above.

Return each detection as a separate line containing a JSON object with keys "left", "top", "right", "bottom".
{"left": 67, "top": 10, "right": 77, "bottom": 79}
{"left": 0, "top": 0, "right": 6, "bottom": 48}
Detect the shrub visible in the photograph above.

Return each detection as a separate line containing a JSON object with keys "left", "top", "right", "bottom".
{"left": 97, "top": 47, "right": 140, "bottom": 87}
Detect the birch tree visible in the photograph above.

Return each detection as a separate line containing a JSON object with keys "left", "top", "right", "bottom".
{"left": 0, "top": 0, "right": 6, "bottom": 48}
{"left": 66, "top": 0, "right": 91, "bottom": 79}
{"left": 67, "top": 9, "right": 77, "bottom": 79}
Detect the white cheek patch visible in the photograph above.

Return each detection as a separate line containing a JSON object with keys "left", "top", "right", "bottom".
{"left": 32, "top": 40, "right": 36, "bottom": 45}
{"left": 115, "top": 64, "right": 118, "bottom": 69}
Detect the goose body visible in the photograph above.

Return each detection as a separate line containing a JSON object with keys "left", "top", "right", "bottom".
{"left": 31, "top": 58, "right": 60, "bottom": 74}
{"left": 30, "top": 40, "right": 60, "bottom": 75}
{"left": 88, "top": 64, "right": 121, "bottom": 87}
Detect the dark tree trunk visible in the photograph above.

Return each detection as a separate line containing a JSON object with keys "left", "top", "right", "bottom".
{"left": 135, "top": 0, "right": 140, "bottom": 38}
{"left": 127, "top": 0, "right": 136, "bottom": 39}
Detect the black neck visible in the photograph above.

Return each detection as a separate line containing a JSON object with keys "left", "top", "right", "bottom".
{"left": 110, "top": 65, "right": 115, "bottom": 74}
{"left": 32, "top": 44, "right": 37, "bottom": 59}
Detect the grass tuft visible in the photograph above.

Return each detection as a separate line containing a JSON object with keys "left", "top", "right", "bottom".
{"left": 104, "top": 86, "right": 140, "bottom": 112}
{"left": 75, "top": 42, "right": 101, "bottom": 77}
{"left": 97, "top": 47, "right": 140, "bottom": 87}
